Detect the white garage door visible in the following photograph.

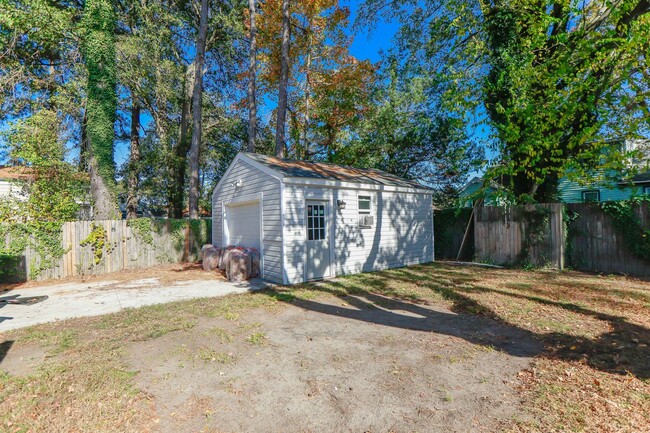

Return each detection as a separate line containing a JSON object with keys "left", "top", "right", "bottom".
{"left": 225, "top": 202, "right": 261, "bottom": 250}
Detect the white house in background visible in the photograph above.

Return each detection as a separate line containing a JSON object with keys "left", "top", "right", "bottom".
{"left": 0, "top": 165, "right": 93, "bottom": 219}
{"left": 212, "top": 152, "right": 435, "bottom": 285}
{"left": 0, "top": 165, "right": 30, "bottom": 200}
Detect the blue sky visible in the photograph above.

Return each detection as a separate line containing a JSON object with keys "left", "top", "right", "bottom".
{"left": 346, "top": 0, "right": 400, "bottom": 62}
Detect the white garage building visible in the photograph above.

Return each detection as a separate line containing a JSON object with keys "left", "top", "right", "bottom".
{"left": 212, "top": 152, "right": 434, "bottom": 285}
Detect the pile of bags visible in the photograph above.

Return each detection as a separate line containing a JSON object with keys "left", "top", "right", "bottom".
{"left": 201, "top": 244, "right": 260, "bottom": 282}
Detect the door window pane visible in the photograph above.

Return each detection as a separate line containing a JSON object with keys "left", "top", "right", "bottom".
{"left": 307, "top": 204, "right": 327, "bottom": 240}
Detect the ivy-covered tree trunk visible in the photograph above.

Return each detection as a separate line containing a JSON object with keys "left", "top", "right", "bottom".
{"left": 82, "top": 0, "right": 120, "bottom": 220}
{"left": 247, "top": 0, "right": 257, "bottom": 153}
{"left": 275, "top": 0, "right": 290, "bottom": 158}
{"left": 188, "top": 0, "right": 209, "bottom": 219}
{"left": 126, "top": 100, "right": 140, "bottom": 220}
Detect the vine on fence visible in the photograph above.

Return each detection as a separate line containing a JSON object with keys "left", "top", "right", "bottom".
{"left": 0, "top": 222, "right": 67, "bottom": 280}
{"left": 127, "top": 218, "right": 157, "bottom": 246}
{"left": 519, "top": 205, "right": 552, "bottom": 268}
{"left": 600, "top": 197, "right": 650, "bottom": 261}
{"left": 562, "top": 206, "right": 580, "bottom": 268}
{"left": 80, "top": 223, "right": 108, "bottom": 265}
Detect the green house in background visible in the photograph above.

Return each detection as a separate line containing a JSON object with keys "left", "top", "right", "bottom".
{"left": 458, "top": 139, "right": 650, "bottom": 206}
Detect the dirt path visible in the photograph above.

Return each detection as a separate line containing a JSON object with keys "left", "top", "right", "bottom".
{"left": 129, "top": 293, "right": 541, "bottom": 432}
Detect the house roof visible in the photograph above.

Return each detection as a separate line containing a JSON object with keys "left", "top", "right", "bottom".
{"left": 621, "top": 171, "right": 650, "bottom": 185}
{"left": 242, "top": 152, "right": 432, "bottom": 191}
{"left": 0, "top": 165, "right": 32, "bottom": 181}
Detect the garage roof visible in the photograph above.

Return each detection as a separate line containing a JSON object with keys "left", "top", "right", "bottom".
{"left": 243, "top": 152, "right": 432, "bottom": 191}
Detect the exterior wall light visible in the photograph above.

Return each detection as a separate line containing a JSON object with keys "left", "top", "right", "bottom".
{"left": 337, "top": 200, "right": 346, "bottom": 209}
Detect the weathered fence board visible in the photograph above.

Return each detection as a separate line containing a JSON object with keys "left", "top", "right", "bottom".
{"left": 566, "top": 202, "right": 650, "bottom": 277}
{"left": 1, "top": 218, "right": 211, "bottom": 283}
{"left": 439, "top": 202, "right": 650, "bottom": 276}
{"left": 474, "top": 204, "right": 564, "bottom": 268}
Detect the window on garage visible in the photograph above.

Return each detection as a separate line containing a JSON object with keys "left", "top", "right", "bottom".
{"left": 358, "top": 195, "right": 373, "bottom": 227}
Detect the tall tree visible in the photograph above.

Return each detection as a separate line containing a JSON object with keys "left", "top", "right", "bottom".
{"left": 188, "top": 0, "right": 210, "bottom": 219}
{"left": 480, "top": 0, "right": 650, "bottom": 202}
{"left": 257, "top": 0, "right": 376, "bottom": 160}
{"left": 275, "top": 0, "right": 290, "bottom": 157}
{"left": 247, "top": 0, "right": 258, "bottom": 152}
{"left": 359, "top": 0, "right": 650, "bottom": 203}
{"left": 81, "top": 0, "right": 120, "bottom": 219}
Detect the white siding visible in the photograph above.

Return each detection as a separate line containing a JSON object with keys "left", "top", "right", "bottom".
{"left": 283, "top": 184, "right": 434, "bottom": 284}
{"left": 0, "top": 180, "right": 11, "bottom": 197}
{"left": 212, "top": 159, "right": 283, "bottom": 283}
{"left": 0, "top": 180, "right": 25, "bottom": 199}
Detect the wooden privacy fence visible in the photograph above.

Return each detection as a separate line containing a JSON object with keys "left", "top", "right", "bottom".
{"left": 1, "top": 218, "right": 211, "bottom": 283}
{"left": 474, "top": 204, "right": 564, "bottom": 269}
{"left": 566, "top": 202, "right": 650, "bottom": 277}
{"left": 434, "top": 202, "right": 650, "bottom": 276}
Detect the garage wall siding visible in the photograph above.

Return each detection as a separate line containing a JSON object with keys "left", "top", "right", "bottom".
{"left": 212, "top": 159, "right": 283, "bottom": 283}
{"left": 283, "top": 184, "right": 434, "bottom": 284}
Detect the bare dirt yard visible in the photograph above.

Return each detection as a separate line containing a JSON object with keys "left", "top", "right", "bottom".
{"left": 1, "top": 263, "right": 649, "bottom": 432}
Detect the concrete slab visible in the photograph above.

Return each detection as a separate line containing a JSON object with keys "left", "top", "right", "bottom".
{"left": 0, "top": 278, "right": 267, "bottom": 332}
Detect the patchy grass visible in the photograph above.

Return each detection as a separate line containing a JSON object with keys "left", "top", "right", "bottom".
{"left": 195, "top": 347, "right": 236, "bottom": 364}
{"left": 203, "top": 327, "right": 234, "bottom": 343}
{"left": 1, "top": 263, "right": 649, "bottom": 432}
{"left": 245, "top": 332, "right": 267, "bottom": 346}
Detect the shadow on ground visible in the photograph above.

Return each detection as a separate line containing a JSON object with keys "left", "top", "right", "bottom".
{"left": 267, "top": 263, "right": 650, "bottom": 380}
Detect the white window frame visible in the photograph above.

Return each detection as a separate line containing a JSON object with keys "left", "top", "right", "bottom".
{"left": 358, "top": 194, "right": 373, "bottom": 227}
{"left": 581, "top": 190, "right": 600, "bottom": 203}
{"left": 644, "top": 185, "right": 650, "bottom": 195}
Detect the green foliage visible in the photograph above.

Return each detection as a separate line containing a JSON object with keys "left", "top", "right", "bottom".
{"left": 2, "top": 110, "right": 86, "bottom": 222}
{"left": 127, "top": 218, "right": 156, "bottom": 246}
{"left": 80, "top": 223, "right": 108, "bottom": 265}
{"left": 359, "top": 0, "right": 649, "bottom": 204}
{"left": 562, "top": 206, "right": 581, "bottom": 268}
{"left": 0, "top": 222, "right": 67, "bottom": 280}
{"left": 518, "top": 205, "right": 552, "bottom": 267}
{"left": 0, "top": 0, "right": 80, "bottom": 117}
{"left": 332, "top": 62, "right": 484, "bottom": 205}
{"left": 481, "top": 1, "right": 649, "bottom": 203}
{"left": 601, "top": 197, "right": 650, "bottom": 262}
{"left": 0, "top": 110, "right": 86, "bottom": 281}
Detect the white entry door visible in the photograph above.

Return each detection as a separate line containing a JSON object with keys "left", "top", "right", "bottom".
{"left": 225, "top": 201, "right": 261, "bottom": 250}
{"left": 306, "top": 201, "right": 331, "bottom": 280}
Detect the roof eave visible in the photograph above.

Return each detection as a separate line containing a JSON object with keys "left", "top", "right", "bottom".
{"left": 283, "top": 176, "right": 433, "bottom": 194}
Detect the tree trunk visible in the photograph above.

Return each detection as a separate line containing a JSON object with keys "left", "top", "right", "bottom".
{"left": 126, "top": 100, "right": 141, "bottom": 219}
{"left": 82, "top": 0, "right": 120, "bottom": 220}
{"left": 168, "top": 63, "right": 195, "bottom": 219}
{"left": 80, "top": 111, "right": 89, "bottom": 172}
{"left": 275, "top": 0, "right": 290, "bottom": 158}
{"left": 247, "top": 0, "right": 257, "bottom": 153}
{"left": 188, "top": 0, "right": 209, "bottom": 220}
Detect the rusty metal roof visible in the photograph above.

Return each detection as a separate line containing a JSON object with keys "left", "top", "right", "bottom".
{"left": 243, "top": 153, "right": 431, "bottom": 190}
{"left": 0, "top": 165, "right": 32, "bottom": 181}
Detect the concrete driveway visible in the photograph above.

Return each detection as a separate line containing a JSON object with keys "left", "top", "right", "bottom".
{"left": 0, "top": 277, "right": 267, "bottom": 332}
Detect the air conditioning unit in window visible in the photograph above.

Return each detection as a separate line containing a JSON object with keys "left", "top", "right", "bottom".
{"left": 359, "top": 215, "right": 374, "bottom": 227}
